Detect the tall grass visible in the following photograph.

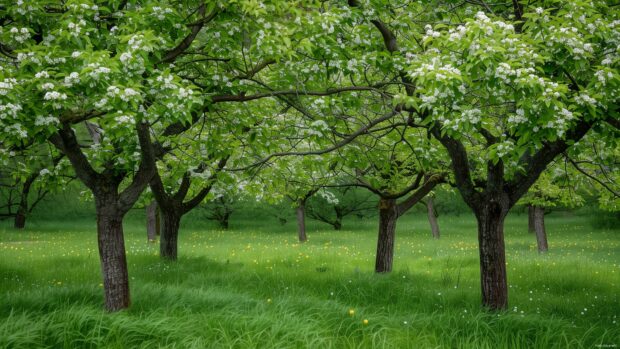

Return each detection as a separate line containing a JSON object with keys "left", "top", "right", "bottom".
{"left": 1, "top": 211, "right": 618, "bottom": 348}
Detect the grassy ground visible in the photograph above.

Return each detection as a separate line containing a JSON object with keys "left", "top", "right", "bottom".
{"left": 0, "top": 211, "right": 619, "bottom": 348}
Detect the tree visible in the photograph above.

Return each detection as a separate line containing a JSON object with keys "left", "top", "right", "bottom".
{"left": 201, "top": 195, "right": 235, "bottom": 229}
{"left": 0, "top": 146, "right": 68, "bottom": 228}
{"left": 334, "top": 128, "right": 446, "bottom": 273}
{"left": 306, "top": 187, "right": 375, "bottom": 230}
{"left": 251, "top": 155, "right": 338, "bottom": 243}
{"left": 265, "top": 0, "right": 618, "bottom": 309}
{"left": 0, "top": 1, "right": 205, "bottom": 311}
{"left": 519, "top": 166, "right": 583, "bottom": 253}
{"left": 396, "top": 2, "right": 619, "bottom": 309}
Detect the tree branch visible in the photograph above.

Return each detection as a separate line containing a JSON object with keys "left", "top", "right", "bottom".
{"left": 117, "top": 122, "right": 157, "bottom": 212}
{"left": 396, "top": 173, "right": 444, "bottom": 216}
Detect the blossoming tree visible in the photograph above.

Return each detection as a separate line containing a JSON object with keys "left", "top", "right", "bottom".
{"left": 397, "top": 2, "right": 619, "bottom": 309}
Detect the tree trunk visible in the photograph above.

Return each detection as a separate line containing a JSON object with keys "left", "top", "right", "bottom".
{"left": 375, "top": 198, "right": 398, "bottom": 273}
{"left": 474, "top": 198, "right": 509, "bottom": 310}
{"left": 160, "top": 210, "right": 181, "bottom": 261}
{"left": 296, "top": 200, "right": 307, "bottom": 242}
{"left": 146, "top": 201, "right": 160, "bottom": 242}
{"left": 14, "top": 211, "right": 26, "bottom": 229}
{"left": 334, "top": 207, "right": 343, "bottom": 231}
{"left": 13, "top": 178, "right": 33, "bottom": 229}
{"left": 533, "top": 206, "right": 548, "bottom": 253}
{"left": 96, "top": 212, "right": 130, "bottom": 312}
{"left": 333, "top": 220, "right": 342, "bottom": 231}
{"left": 427, "top": 197, "right": 440, "bottom": 239}
{"left": 219, "top": 211, "right": 230, "bottom": 229}
{"left": 527, "top": 205, "right": 535, "bottom": 234}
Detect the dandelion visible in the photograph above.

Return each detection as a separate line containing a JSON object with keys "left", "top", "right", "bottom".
{"left": 348, "top": 309, "right": 355, "bottom": 316}
{"left": 362, "top": 319, "right": 369, "bottom": 325}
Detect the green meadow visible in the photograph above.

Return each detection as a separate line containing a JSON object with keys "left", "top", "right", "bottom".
{"left": 1, "top": 209, "right": 619, "bottom": 348}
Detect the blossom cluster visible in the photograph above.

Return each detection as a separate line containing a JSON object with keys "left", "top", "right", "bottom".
{"left": 107, "top": 86, "right": 142, "bottom": 103}
{"left": 9, "top": 27, "right": 30, "bottom": 43}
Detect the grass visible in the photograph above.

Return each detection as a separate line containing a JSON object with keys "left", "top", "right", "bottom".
{"left": 0, "top": 210, "right": 619, "bottom": 348}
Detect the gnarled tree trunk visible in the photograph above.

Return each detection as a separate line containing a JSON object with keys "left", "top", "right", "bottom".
{"left": 533, "top": 206, "right": 548, "bottom": 252}
{"left": 296, "top": 200, "right": 307, "bottom": 242}
{"left": 375, "top": 198, "right": 398, "bottom": 273}
{"left": 96, "top": 202, "right": 130, "bottom": 312}
{"left": 160, "top": 209, "right": 181, "bottom": 261}
{"left": 474, "top": 195, "right": 509, "bottom": 310}
{"left": 427, "top": 197, "right": 440, "bottom": 239}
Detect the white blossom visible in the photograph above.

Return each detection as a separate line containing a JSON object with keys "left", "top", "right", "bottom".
{"left": 35, "top": 71, "right": 50, "bottom": 79}
{"left": 41, "top": 82, "right": 55, "bottom": 90}
{"left": 44, "top": 91, "right": 67, "bottom": 100}
{"left": 35, "top": 115, "right": 59, "bottom": 126}
{"left": 64, "top": 72, "right": 80, "bottom": 86}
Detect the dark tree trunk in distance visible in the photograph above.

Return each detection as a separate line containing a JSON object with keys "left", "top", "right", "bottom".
{"left": 160, "top": 210, "right": 181, "bottom": 261}
{"left": 146, "top": 201, "right": 160, "bottom": 242}
{"left": 528, "top": 205, "right": 535, "bottom": 233}
{"left": 13, "top": 175, "right": 35, "bottom": 229}
{"left": 14, "top": 211, "right": 26, "bottom": 229}
{"left": 375, "top": 198, "right": 397, "bottom": 273}
{"left": 533, "top": 206, "right": 548, "bottom": 252}
{"left": 218, "top": 211, "right": 230, "bottom": 229}
{"left": 296, "top": 200, "right": 307, "bottom": 242}
{"left": 474, "top": 196, "right": 509, "bottom": 310}
{"left": 427, "top": 197, "right": 440, "bottom": 239}
{"left": 333, "top": 206, "right": 343, "bottom": 230}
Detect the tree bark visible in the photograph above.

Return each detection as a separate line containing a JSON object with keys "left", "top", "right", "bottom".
{"left": 527, "top": 205, "right": 535, "bottom": 234}
{"left": 533, "top": 206, "right": 548, "bottom": 253}
{"left": 146, "top": 201, "right": 160, "bottom": 242}
{"left": 474, "top": 197, "right": 509, "bottom": 310}
{"left": 427, "top": 197, "right": 440, "bottom": 239}
{"left": 96, "top": 211, "right": 130, "bottom": 312}
{"left": 14, "top": 211, "right": 26, "bottom": 229}
{"left": 219, "top": 211, "right": 230, "bottom": 229}
{"left": 160, "top": 210, "right": 181, "bottom": 261}
{"left": 334, "top": 206, "right": 343, "bottom": 231}
{"left": 296, "top": 200, "right": 307, "bottom": 242}
{"left": 375, "top": 198, "right": 398, "bottom": 273}
{"left": 13, "top": 175, "right": 35, "bottom": 229}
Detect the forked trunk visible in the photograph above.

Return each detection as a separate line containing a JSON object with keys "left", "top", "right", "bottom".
{"left": 533, "top": 206, "right": 548, "bottom": 253}
{"left": 475, "top": 197, "right": 509, "bottom": 310}
{"left": 160, "top": 210, "right": 181, "bottom": 261}
{"left": 96, "top": 213, "right": 130, "bottom": 312}
{"left": 375, "top": 198, "right": 398, "bottom": 273}
{"left": 427, "top": 197, "right": 440, "bottom": 239}
{"left": 527, "top": 205, "right": 535, "bottom": 233}
{"left": 296, "top": 201, "right": 307, "bottom": 242}
{"left": 146, "top": 201, "right": 160, "bottom": 242}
